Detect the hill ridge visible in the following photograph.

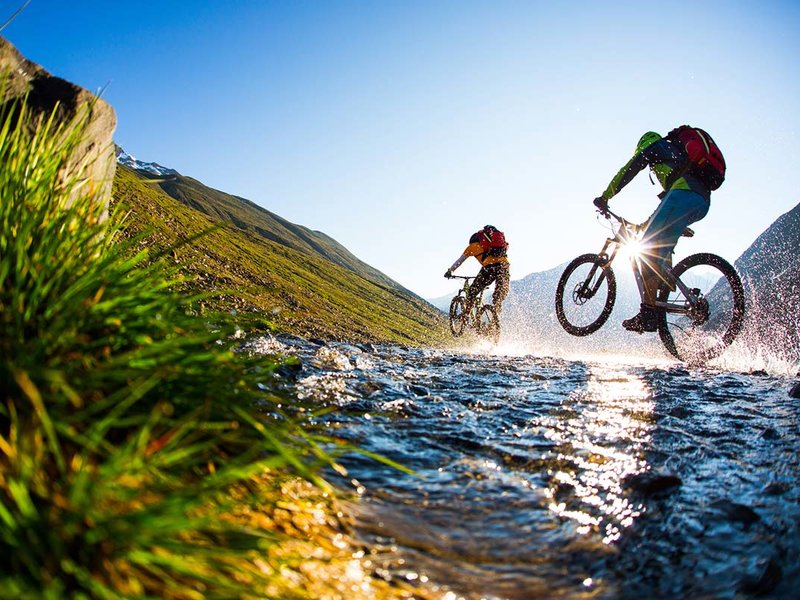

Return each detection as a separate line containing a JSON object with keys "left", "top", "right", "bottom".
{"left": 112, "top": 165, "right": 446, "bottom": 344}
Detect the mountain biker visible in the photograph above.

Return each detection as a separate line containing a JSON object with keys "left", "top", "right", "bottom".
{"left": 444, "top": 225, "right": 510, "bottom": 318}
{"left": 593, "top": 130, "right": 712, "bottom": 333}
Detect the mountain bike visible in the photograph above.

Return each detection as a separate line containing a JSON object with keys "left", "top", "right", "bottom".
{"left": 446, "top": 275, "right": 500, "bottom": 343}
{"left": 554, "top": 207, "right": 745, "bottom": 362}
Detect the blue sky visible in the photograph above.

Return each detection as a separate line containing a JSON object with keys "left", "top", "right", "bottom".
{"left": 5, "top": 1, "right": 799, "bottom": 298}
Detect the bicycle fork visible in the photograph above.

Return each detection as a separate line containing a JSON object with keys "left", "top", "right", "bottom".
{"left": 578, "top": 240, "right": 617, "bottom": 301}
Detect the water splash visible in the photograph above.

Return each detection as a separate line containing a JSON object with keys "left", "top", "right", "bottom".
{"left": 251, "top": 336, "right": 800, "bottom": 598}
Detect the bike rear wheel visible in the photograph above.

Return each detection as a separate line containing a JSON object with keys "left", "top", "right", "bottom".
{"left": 449, "top": 295, "right": 466, "bottom": 337}
{"left": 477, "top": 304, "right": 500, "bottom": 344}
{"left": 555, "top": 253, "right": 617, "bottom": 336}
{"left": 657, "top": 253, "right": 745, "bottom": 362}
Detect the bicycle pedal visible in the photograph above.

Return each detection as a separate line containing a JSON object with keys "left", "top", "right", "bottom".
{"left": 691, "top": 288, "right": 701, "bottom": 297}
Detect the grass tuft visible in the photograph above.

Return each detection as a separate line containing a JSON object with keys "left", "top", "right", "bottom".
{"left": 0, "top": 92, "right": 394, "bottom": 598}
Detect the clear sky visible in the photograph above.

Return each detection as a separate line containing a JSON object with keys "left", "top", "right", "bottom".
{"left": 5, "top": 1, "right": 799, "bottom": 298}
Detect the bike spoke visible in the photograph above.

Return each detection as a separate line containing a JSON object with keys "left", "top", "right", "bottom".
{"left": 658, "top": 253, "right": 745, "bottom": 362}
{"left": 556, "top": 254, "right": 616, "bottom": 337}
{"left": 449, "top": 296, "right": 467, "bottom": 337}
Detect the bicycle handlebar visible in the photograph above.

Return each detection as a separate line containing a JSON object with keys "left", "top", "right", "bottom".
{"left": 446, "top": 274, "right": 474, "bottom": 281}
{"left": 598, "top": 205, "right": 639, "bottom": 230}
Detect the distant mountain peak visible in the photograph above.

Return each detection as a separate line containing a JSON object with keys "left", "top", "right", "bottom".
{"left": 115, "top": 146, "right": 178, "bottom": 177}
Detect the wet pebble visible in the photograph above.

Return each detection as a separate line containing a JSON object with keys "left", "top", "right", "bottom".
{"left": 760, "top": 427, "right": 780, "bottom": 440}
{"left": 668, "top": 405, "right": 691, "bottom": 419}
{"left": 762, "top": 481, "right": 790, "bottom": 496}
{"left": 739, "top": 556, "right": 782, "bottom": 596}
{"left": 276, "top": 361, "right": 303, "bottom": 381}
{"left": 552, "top": 481, "right": 575, "bottom": 502}
{"left": 788, "top": 381, "right": 800, "bottom": 398}
{"left": 623, "top": 471, "right": 682, "bottom": 495}
{"left": 409, "top": 384, "right": 430, "bottom": 397}
{"left": 709, "top": 499, "right": 761, "bottom": 528}
{"left": 355, "top": 380, "right": 383, "bottom": 397}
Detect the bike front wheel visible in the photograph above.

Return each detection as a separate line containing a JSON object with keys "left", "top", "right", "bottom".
{"left": 657, "top": 253, "right": 745, "bottom": 362}
{"left": 477, "top": 304, "right": 500, "bottom": 344}
{"left": 555, "top": 253, "right": 617, "bottom": 336}
{"left": 449, "top": 295, "right": 466, "bottom": 337}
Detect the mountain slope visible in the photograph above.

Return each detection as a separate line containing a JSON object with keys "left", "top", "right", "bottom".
{"left": 112, "top": 165, "right": 447, "bottom": 344}
{"left": 734, "top": 200, "right": 800, "bottom": 362}
{"left": 154, "top": 173, "right": 415, "bottom": 298}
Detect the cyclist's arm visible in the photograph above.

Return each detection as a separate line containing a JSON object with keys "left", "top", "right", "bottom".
{"left": 601, "top": 140, "right": 676, "bottom": 200}
{"left": 601, "top": 151, "right": 649, "bottom": 200}
{"left": 448, "top": 242, "right": 483, "bottom": 272}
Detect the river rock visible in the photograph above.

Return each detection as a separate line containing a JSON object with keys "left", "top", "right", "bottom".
{"left": 739, "top": 557, "right": 782, "bottom": 596}
{"left": 762, "top": 481, "right": 790, "bottom": 496}
{"left": 623, "top": 471, "right": 682, "bottom": 495}
{"left": 760, "top": 427, "right": 780, "bottom": 440}
{"left": 0, "top": 36, "right": 116, "bottom": 217}
{"left": 789, "top": 381, "right": 800, "bottom": 398}
{"left": 710, "top": 499, "right": 761, "bottom": 528}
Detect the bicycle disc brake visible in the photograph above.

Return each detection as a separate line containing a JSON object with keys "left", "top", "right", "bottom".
{"left": 687, "top": 289, "right": 710, "bottom": 326}
{"left": 572, "top": 281, "right": 594, "bottom": 305}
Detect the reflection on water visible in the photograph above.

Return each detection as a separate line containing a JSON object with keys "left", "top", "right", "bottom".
{"left": 545, "top": 366, "right": 653, "bottom": 545}
{"left": 249, "top": 335, "right": 800, "bottom": 599}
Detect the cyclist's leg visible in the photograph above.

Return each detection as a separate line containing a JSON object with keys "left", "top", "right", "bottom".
{"left": 491, "top": 263, "right": 510, "bottom": 314}
{"left": 641, "top": 189, "right": 709, "bottom": 303}
{"left": 466, "top": 266, "right": 492, "bottom": 314}
{"left": 624, "top": 190, "right": 709, "bottom": 333}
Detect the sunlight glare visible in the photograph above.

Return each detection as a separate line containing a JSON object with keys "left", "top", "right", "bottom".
{"left": 616, "top": 233, "right": 646, "bottom": 262}
{"left": 545, "top": 365, "right": 655, "bottom": 545}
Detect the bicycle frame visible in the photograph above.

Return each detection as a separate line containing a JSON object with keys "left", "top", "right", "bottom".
{"left": 450, "top": 275, "right": 484, "bottom": 329}
{"left": 593, "top": 209, "right": 703, "bottom": 316}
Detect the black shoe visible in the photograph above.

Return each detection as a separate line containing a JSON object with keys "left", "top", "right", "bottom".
{"left": 622, "top": 305, "right": 658, "bottom": 333}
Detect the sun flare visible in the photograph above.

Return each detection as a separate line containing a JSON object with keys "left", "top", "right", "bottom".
{"left": 617, "top": 236, "right": 646, "bottom": 261}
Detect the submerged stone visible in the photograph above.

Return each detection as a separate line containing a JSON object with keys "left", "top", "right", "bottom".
{"left": 739, "top": 557, "right": 782, "bottom": 596}
{"left": 710, "top": 499, "right": 761, "bottom": 527}
{"left": 762, "top": 481, "right": 790, "bottom": 496}
{"left": 623, "top": 471, "right": 682, "bottom": 495}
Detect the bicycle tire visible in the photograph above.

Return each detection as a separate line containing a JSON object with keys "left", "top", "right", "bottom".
{"left": 449, "top": 295, "right": 466, "bottom": 337}
{"left": 657, "top": 253, "right": 745, "bottom": 362}
{"left": 478, "top": 304, "right": 500, "bottom": 344}
{"left": 555, "top": 253, "right": 617, "bottom": 337}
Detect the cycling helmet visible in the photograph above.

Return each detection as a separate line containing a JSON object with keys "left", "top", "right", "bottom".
{"left": 483, "top": 224, "right": 496, "bottom": 232}
{"left": 636, "top": 131, "right": 662, "bottom": 154}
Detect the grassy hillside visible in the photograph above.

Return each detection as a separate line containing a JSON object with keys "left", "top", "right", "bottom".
{"left": 112, "top": 166, "right": 448, "bottom": 345}
{"left": 158, "top": 173, "right": 413, "bottom": 295}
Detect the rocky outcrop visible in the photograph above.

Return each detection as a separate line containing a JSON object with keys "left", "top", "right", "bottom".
{"left": 735, "top": 201, "right": 800, "bottom": 363}
{"left": 0, "top": 36, "right": 116, "bottom": 215}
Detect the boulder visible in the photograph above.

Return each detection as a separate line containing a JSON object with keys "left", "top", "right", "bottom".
{"left": 0, "top": 36, "right": 116, "bottom": 217}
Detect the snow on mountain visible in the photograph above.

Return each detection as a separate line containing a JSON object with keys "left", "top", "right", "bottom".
{"left": 115, "top": 146, "right": 178, "bottom": 177}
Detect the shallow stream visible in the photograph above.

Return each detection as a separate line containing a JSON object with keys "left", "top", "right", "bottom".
{"left": 247, "top": 335, "right": 800, "bottom": 599}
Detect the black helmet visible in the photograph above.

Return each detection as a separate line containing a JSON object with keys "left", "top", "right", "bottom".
{"left": 483, "top": 224, "right": 496, "bottom": 232}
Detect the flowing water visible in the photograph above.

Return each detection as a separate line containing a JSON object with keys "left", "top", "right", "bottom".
{"left": 246, "top": 335, "right": 800, "bottom": 599}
